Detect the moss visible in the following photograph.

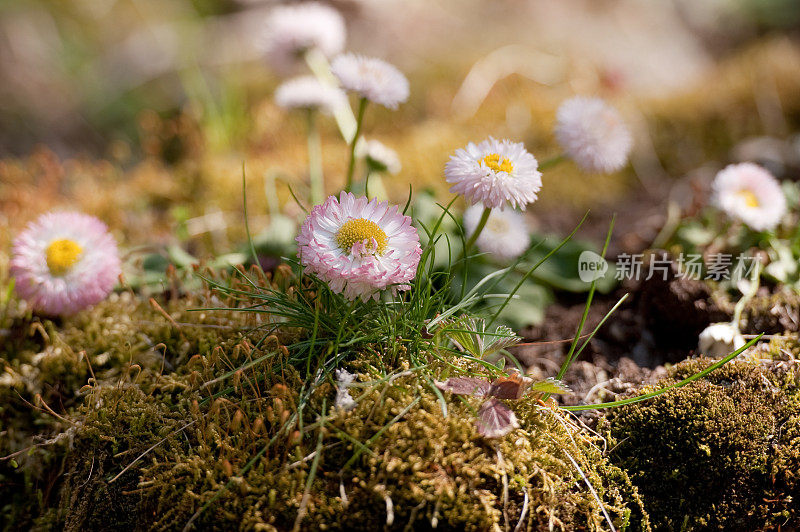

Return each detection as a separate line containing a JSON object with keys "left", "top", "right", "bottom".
{"left": 600, "top": 352, "right": 800, "bottom": 530}
{"left": 51, "top": 372, "right": 647, "bottom": 531}
{"left": 46, "top": 386, "right": 185, "bottom": 532}
{"left": 0, "top": 268, "right": 287, "bottom": 529}
{"left": 2, "top": 263, "right": 649, "bottom": 530}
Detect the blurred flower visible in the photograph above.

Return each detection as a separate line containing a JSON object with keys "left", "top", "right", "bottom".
{"left": 296, "top": 192, "right": 421, "bottom": 301}
{"left": 463, "top": 205, "right": 529, "bottom": 261}
{"left": 357, "top": 139, "right": 401, "bottom": 174}
{"left": 712, "top": 162, "right": 787, "bottom": 231}
{"left": 698, "top": 322, "right": 745, "bottom": 357}
{"left": 261, "top": 2, "right": 346, "bottom": 73}
{"left": 445, "top": 137, "right": 541, "bottom": 210}
{"left": 274, "top": 75, "right": 347, "bottom": 113}
{"left": 555, "top": 96, "right": 632, "bottom": 174}
{"left": 331, "top": 54, "right": 409, "bottom": 109}
{"left": 10, "top": 212, "right": 120, "bottom": 316}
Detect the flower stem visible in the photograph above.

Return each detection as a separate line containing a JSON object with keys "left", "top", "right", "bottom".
{"left": 538, "top": 153, "right": 567, "bottom": 171}
{"left": 306, "top": 109, "right": 324, "bottom": 205}
{"left": 733, "top": 257, "right": 762, "bottom": 326}
{"left": 463, "top": 207, "right": 491, "bottom": 257}
{"left": 345, "top": 97, "right": 368, "bottom": 193}
{"left": 304, "top": 48, "right": 356, "bottom": 141}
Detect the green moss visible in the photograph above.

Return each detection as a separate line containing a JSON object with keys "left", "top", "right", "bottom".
{"left": 2, "top": 265, "right": 649, "bottom": 530}
{"left": 0, "top": 269, "right": 281, "bottom": 529}
{"left": 50, "top": 371, "right": 647, "bottom": 531}
{"left": 601, "top": 353, "right": 800, "bottom": 530}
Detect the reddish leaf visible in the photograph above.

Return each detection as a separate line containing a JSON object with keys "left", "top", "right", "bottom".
{"left": 488, "top": 371, "right": 533, "bottom": 400}
{"left": 476, "top": 398, "right": 519, "bottom": 438}
{"left": 434, "top": 377, "right": 491, "bottom": 397}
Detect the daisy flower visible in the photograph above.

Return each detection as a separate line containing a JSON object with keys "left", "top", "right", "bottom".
{"left": 698, "top": 322, "right": 745, "bottom": 358}
{"left": 712, "top": 162, "right": 787, "bottom": 231}
{"left": 463, "top": 205, "right": 530, "bottom": 261}
{"left": 330, "top": 54, "right": 409, "bottom": 109}
{"left": 445, "top": 137, "right": 542, "bottom": 210}
{"left": 555, "top": 96, "right": 632, "bottom": 174}
{"left": 357, "top": 139, "right": 401, "bottom": 174}
{"left": 296, "top": 192, "right": 421, "bottom": 301}
{"left": 274, "top": 76, "right": 346, "bottom": 113}
{"left": 261, "top": 2, "right": 346, "bottom": 73}
{"left": 10, "top": 211, "right": 121, "bottom": 316}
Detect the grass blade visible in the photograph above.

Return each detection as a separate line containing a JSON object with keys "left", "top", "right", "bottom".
{"left": 561, "top": 335, "right": 762, "bottom": 411}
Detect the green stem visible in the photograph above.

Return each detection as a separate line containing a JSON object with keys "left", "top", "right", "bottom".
{"left": 538, "top": 153, "right": 567, "bottom": 171}
{"left": 462, "top": 207, "right": 491, "bottom": 257}
{"left": 345, "top": 97, "right": 368, "bottom": 193}
{"left": 263, "top": 170, "right": 280, "bottom": 216}
{"left": 242, "top": 163, "right": 258, "bottom": 265}
{"left": 364, "top": 169, "right": 372, "bottom": 199}
{"left": 555, "top": 216, "right": 615, "bottom": 383}
{"left": 307, "top": 109, "right": 324, "bottom": 205}
{"left": 733, "top": 259, "right": 762, "bottom": 327}
{"left": 304, "top": 48, "right": 356, "bottom": 141}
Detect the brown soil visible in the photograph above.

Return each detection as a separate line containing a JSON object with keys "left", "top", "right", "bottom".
{"left": 516, "top": 183, "right": 733, "bottom": 409}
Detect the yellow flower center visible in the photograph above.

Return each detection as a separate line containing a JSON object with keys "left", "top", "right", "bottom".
{"left": 482, "top": 153, "right": 514, "bottom": 173}
{"left": 335, "top": 218, "right": 388, "bottom": 255}
{"left": 737, "top": 189, "right": 760, "bottom": 208}
{"left": 45, "top": 238, "right": 83, "bottom": 276}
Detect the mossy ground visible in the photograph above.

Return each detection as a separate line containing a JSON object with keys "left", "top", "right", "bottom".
{"left": 46, "top": 375, "right": 648, "bottom": 531}
{"left": 600, "top": 338, "right": 800, "bottom": 530}
{"left": 1, "top": 268, "right": 649, "bottom": 531}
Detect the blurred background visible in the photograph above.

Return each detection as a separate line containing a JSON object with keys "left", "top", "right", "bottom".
{"left": 1, "top": 0, "right": 800, "bottom": 265}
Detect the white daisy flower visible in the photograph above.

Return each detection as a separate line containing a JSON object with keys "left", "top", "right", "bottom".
{"left": 445, "top": 137, "right": 542, "bottom": 210}
{"left": 296, "top": 192, "right": 421, "bottom": 302}
{"left": 260, "top": 2, "right": 346, "bottom": 73}
{"left": 712, "top": 162, "right": 787, "bottom": 231}
{"left": 698, "top": 322, "right": 746, "bottom": 358}
{"left": 10, "top": 211, "right": 121, "bottom": 316}
{"left": 555, "top": 96, "right": 632, "bottom": 174}
{"left": 463, "top": 205, "right": 530, "bottom": 261}
{"left": 274, "top": 75, "right": 346, "bottom": 113}
{"left": 357, "top": 139, "right": 401, "bottom": 174}
{"left": 330, "top": 53, "right": 409, "bottom": 109}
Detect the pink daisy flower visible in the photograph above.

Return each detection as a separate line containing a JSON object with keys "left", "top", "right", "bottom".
{"left": 555, "top": 96, "right": 632, "bottom": 174}
{"left": 296, "top": 192, "right": 421, "bottom": 301}
{"left": 712, "top": 162, "right": 787, "bottom": 231}
{"left": 445, "top": 137, "right": 542, "bottom": 210}
{"left": 10, "top": 211, "right": 121, "bottom": 316}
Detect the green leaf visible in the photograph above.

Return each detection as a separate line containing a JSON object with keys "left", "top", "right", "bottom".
{"left": 141, "top": 253, "right": 170, "bottom": 273}
{"left": 441, "top": 315, "right": 522, "bottom": 359}
{"left": 522, "top": 234, "right": 617, "bottom": 293}
{"left": 529, "top": 378, "right": 570, "bottom": 395}
{"left": 167, "top": 244, "right": 198, "bottom": 268}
